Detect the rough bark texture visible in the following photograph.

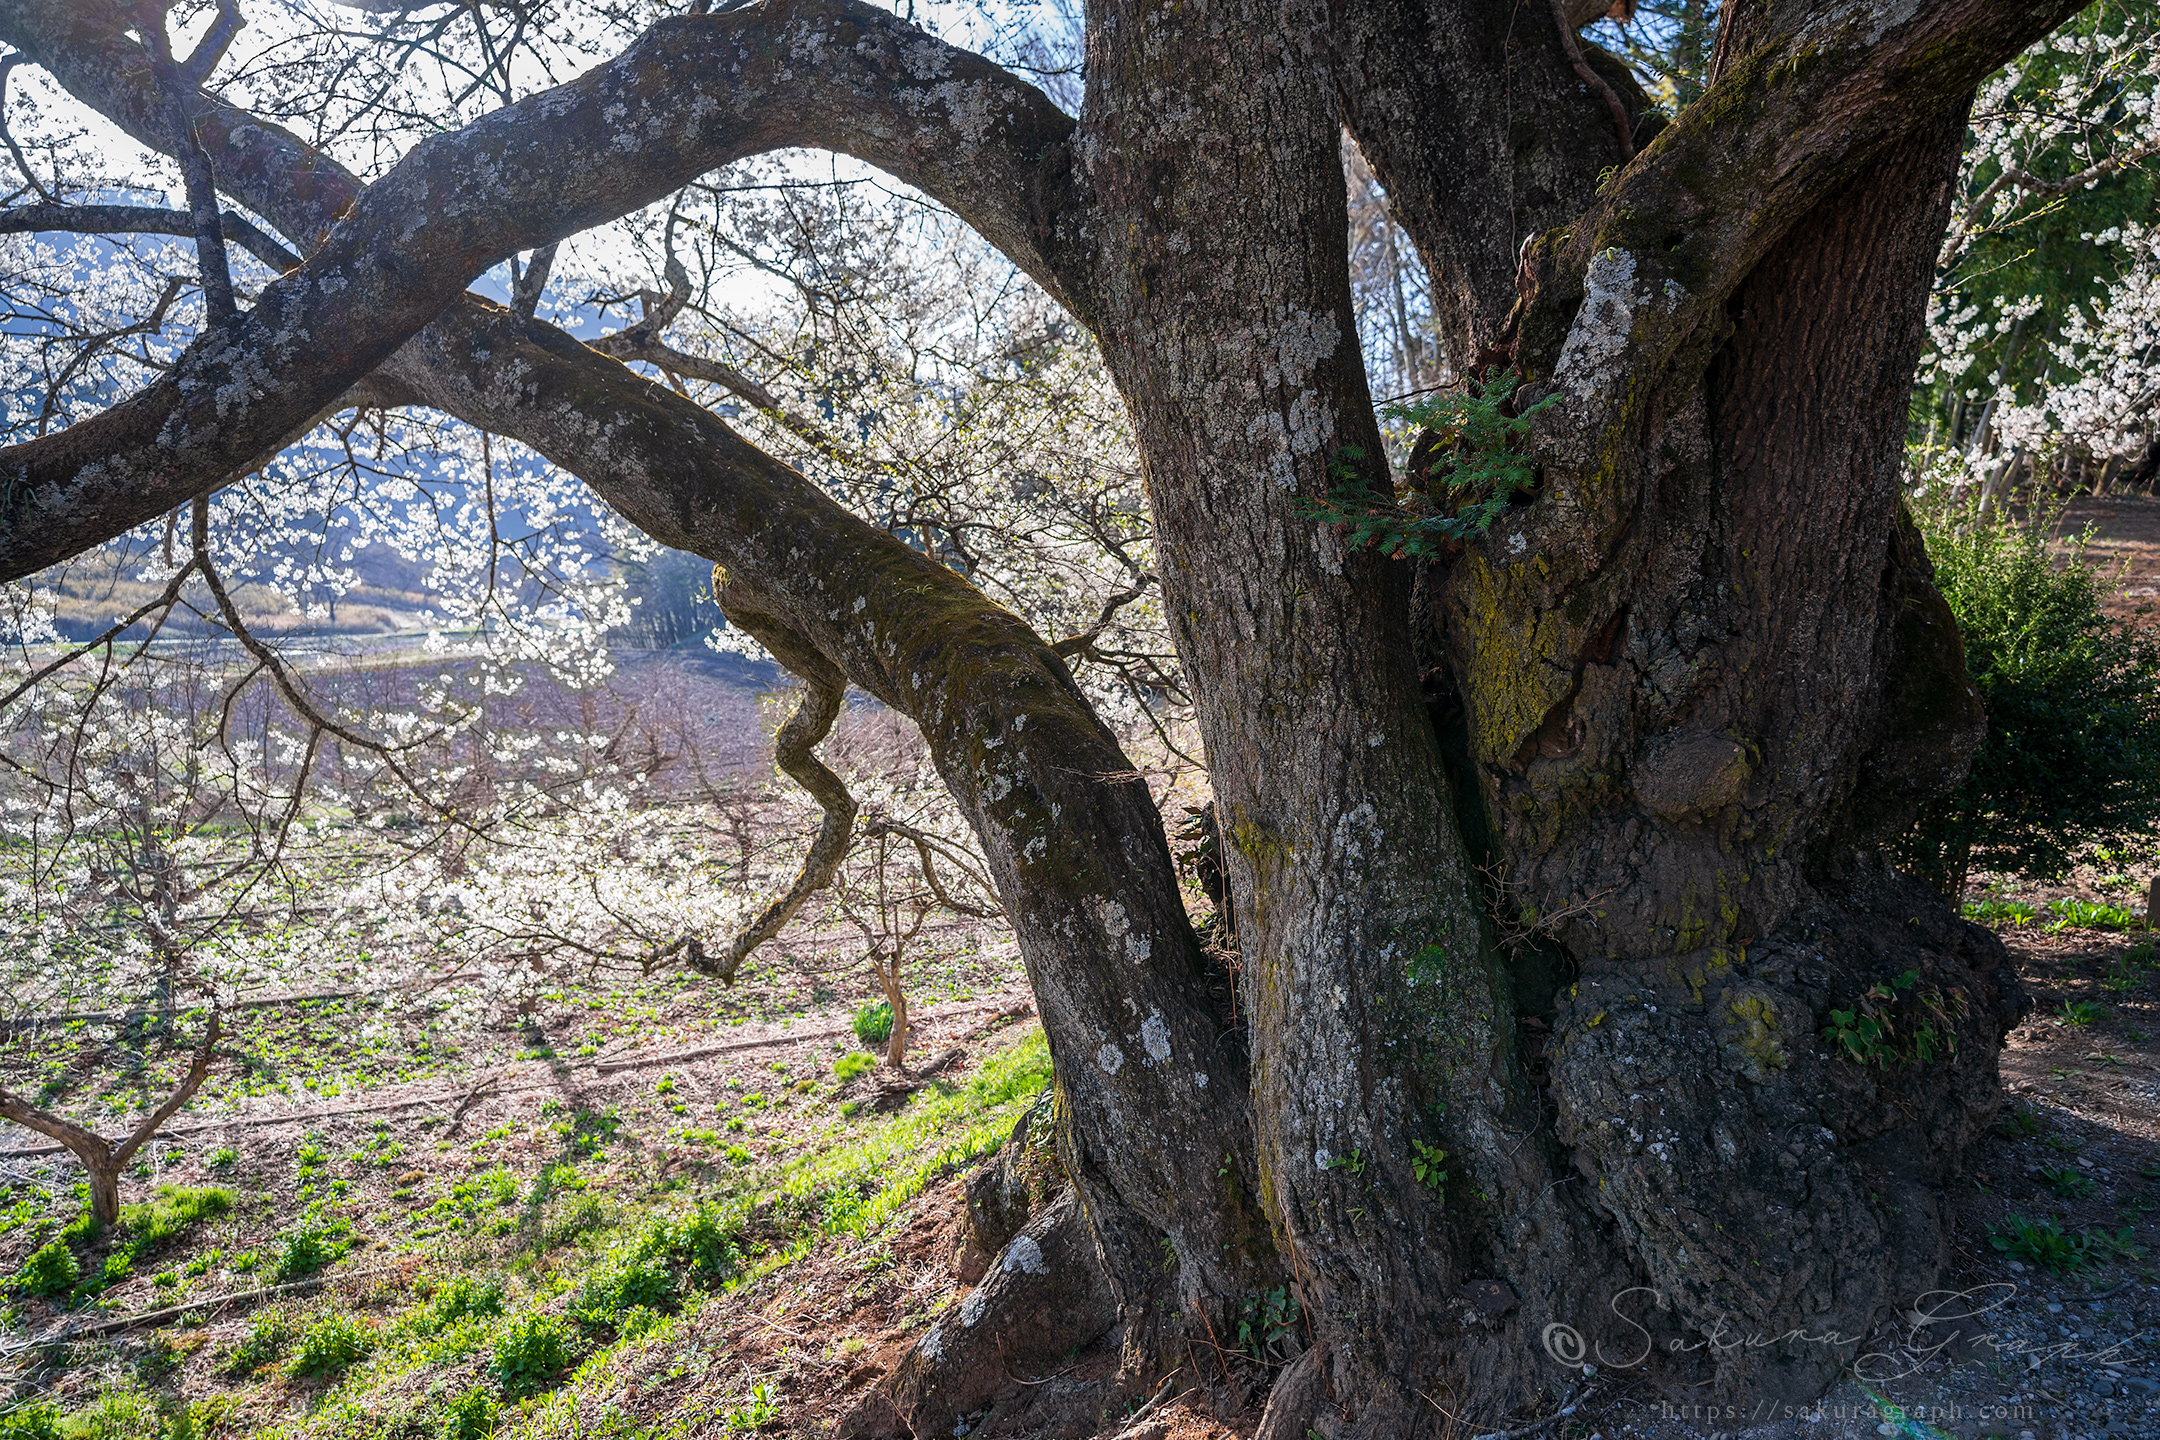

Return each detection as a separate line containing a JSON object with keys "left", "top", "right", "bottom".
{"left": 0, "top": 0, "right": 2103, "bottom": 1430}
{"left": 1075, "top": 5, "right": 1613, "bottom": 1429}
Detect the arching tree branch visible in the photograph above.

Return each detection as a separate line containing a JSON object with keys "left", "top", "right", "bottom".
{"left": 0, "top": 0, "right": 1083, "bottom": 584}
{"left": 1512, "top": 0, "right": 2094, "bottom": 464}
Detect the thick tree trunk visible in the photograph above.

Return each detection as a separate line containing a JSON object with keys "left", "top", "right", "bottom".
{"left": 1421, "top": 108, "right": 2017, "bottom": 1406}
{"left": 1075, "top": 6, "right": 1626, "bottom": 1431}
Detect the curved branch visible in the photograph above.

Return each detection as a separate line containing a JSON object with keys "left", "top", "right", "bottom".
{"left": 112, "top": 1008, "right": 221, "bottom": 1167}
{"left": 1550, "top": 0, "right": 1636, "bottom": 161}
{"left": 0, "top": 0, "right": 1083, "bottom": 584}
{"left": 1051, "top": 575, "right": 1154, "bottom": 660}
{"left": 864, "top": 817, "right": 1003, "bottom": 920}
{"left": 1939, "top": 138, "right": 2160, "bottom": 271}
{"left": 691, "top": 580, "right": 857, "bottom": 982}
{"left": 587, "top": 329, "right": 871, "bottom": 471}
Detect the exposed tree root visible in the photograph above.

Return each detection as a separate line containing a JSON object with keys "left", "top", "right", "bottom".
{"left": 841, "top": 1187, "right": 1121, "bottom": 1438}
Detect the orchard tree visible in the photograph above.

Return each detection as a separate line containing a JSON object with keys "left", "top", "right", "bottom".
{"left": 0, "top": 0, "right": 2089, "bottom": 1433}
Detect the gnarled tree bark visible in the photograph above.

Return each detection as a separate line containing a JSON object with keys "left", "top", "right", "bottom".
{"left": 0, "top": 0, "right": 2092, "bottom": 1430}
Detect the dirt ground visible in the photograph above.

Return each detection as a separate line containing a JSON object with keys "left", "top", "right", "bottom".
{"left": 2058, "top": 494, "right": 2160, "bottom": 627}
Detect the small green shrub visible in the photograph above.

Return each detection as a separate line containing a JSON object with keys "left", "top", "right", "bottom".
{"left": 1899, "top": 493, "right": 2160, "bottom": 895}
{"left": 640, "top": 1204, "right": 741, "bottom": 1284}
{"left": 289, "top": 1312, "right": 373, "bottom": 1378}
{"left": 223, "top": 1310, "right": 293, "bottom": 1377}
{"left": 572, "top": 1256, "right": 675, "bottom": 1333}
{"left": 274, "top": 1224, "right": 347, "bottom": 1280}
{"left": 206, "top": 1147, "right": 238, "bottom": 1170}
{"left": 833, "top": 1051, "right": 876, "bottom": 1083}
{"left": 14, "top": 1241, "right": 79, "bottom": 1297}
{"left": 493, "top": 1313, "right": 571, "bottom": 1398}
{"left": 0, "top": 1402, "right": 61, "bottom": 1440}
{"left": 1410, "top": 1141, "right": 1448, "bottom": 1195}
{"left": 2040, "top": 1163, "right": 2096, "bottom": 1199}
{"left": 1821, "top": 969, "right": 1964, "bottom": 1067}
{"left": 2059, "top": 999, "right": 2107, "bottom": 1028}
{"left": 439, "top": 1389, "right": 498, "bottom": 1440}
{"left": 852, "top": 1002, "right": 894, "bottom": 1048}
{"left": 418, "top": 1275, "right": 506, "bottom": 1335}
{"left": 1300, "top": 366, "right": 1558, "bottom": 555}
{"left": 2048, "top": 898, "right": 2143, "bottom": 931}
{"left": 1235, "top": 1287, "right": 1304, "bottom": 1365}
{"left": 721, "top": 1381, "right": 778, "bottom": 1433}
{"left": 1961, "top": 897, "right": 2038, "bottom": 927}
{"left": 1990, "top": 1213, "right": 2098, "bottom": 1273}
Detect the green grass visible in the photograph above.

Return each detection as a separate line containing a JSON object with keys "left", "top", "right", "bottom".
{"left": 22, "top": 1021, "right": 1051, "bottom": 1440}
{"left": 1962, "top": 897, "right": 2040, "bottom": 926}
{"left": 852, "top": 1001, "right": 893, "bottom": 1047}
{"left": 120, "top": 1187, "right": 234, "bottom": 1251}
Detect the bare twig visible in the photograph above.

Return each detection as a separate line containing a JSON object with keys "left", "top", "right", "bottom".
{"left": 0, "top": 54, "right": 54, "bottom": 202}
{"left": 1940, "top": 139, "right": 2160, "bottom": 270}
{"left": 1052, "top": 575, "right": 1155, "bottom": 661}
{"left": 0, "top": 201, "right": 301, "bottom": 271}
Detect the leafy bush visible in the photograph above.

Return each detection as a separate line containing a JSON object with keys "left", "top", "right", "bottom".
{"left": 1990, "top": 1213, "right": 2099, "bottom": 1273}
{"left": 571, "top": 1256, "right": 675, "bottom": 1333}
{"left": 1302, "top": 367, "right": 1558, "bottom": 555}
{"left": 721, "top": 1381, "right": 778, "bottom": 1433}
{"left": 492, "top": 1313, "right": 571, "bottom": 1398}
{"left": 274, "top": 1223, "right": 347, "bottom": 1280}
{"left": 14, "top": 1240, "right": 79, "bottom": 1297}
{"left": 640, "top": 1204, "right": 741, "bottom": 1284}
{"left": 439, "top": 1389, "right": 499, "bottom": 1440}
{"left": 833, "top": 1051, "right": 876, "bottom": 1083}
{"left": 2040, "top": 1163, "right": 2096, "bottom": 1199}
{"left": 417, "top": 1275, "right": 506, "bottom": 1335}
{"left": 289, "top": 1312, "right": 373, "bottom": 1378}
{"left": 852, "top": 1002, "right": 894, "bottom": 1048}
{"left": 0, "top": 1403, "right": 61, "bottom": 1440}
{"left": 222, "top": 1310, "right": 293, "bottom": 1377}
{"left": 1899, "top": 495, "right": 2160, "bottom": 894}
{"left": 1961, "top": 897, "right": 2038, "bottom": 927}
